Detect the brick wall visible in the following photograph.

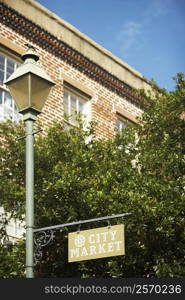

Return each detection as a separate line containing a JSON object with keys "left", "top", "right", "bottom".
{"left": 0, "top": 23, "right": 143, "bottom": 139}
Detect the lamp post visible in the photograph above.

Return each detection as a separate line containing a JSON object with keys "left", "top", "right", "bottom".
{"left": 5, "top": 44, "right": 55, "bottom": 278}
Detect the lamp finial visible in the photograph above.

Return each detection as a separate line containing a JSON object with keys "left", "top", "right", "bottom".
{"left": 22, "top": 44, "right": 39, "bottom": 63}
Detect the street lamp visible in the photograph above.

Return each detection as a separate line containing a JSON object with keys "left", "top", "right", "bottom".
{"left": 5, "top": 44, "right": 55, "bottom": 278}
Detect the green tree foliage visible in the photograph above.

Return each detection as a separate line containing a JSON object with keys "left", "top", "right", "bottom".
{"left": 0, "top": 74, "right": 185, "bottom": 277}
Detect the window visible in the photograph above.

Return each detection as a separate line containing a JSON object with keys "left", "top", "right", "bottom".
{"left": 0, "top": 207, "right": 25, "bottom": 244}
{"left": 116, "top": 114, "right": 133, "bottom": 131}
{"left": 63, "top": 84, "right": 90, "bottom": 127}
{"left": 0, "top": 51, "right": 21, "bottom": 122}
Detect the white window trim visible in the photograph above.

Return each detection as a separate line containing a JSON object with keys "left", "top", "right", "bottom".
{"left": 116, "top": 113, "right": 135, "bottom": 131}
{"left": 0, "top": 48, "right": 22, "bottom": 122}
{"left": 63, "top": 83, "right": 91, "bottom": 129}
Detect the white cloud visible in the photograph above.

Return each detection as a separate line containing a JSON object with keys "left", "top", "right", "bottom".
{"left": 150, "top": 0, "right": 168, "bottom": 17}
{"left": 116, "top": 21, "right": 142, "bottom": 53}
{"left": 115, "top": 0, "right": 169, "bottom": 55}
{"left": 142, "top": 0, "right": 169, "bottom": 24}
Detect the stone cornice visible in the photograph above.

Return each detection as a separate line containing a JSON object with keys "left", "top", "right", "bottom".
{"left": 0, "top": 2, "right": 145, "bottom": 108}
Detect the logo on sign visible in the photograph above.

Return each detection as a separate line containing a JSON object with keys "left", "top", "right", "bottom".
{"left": 74, "top": 234, "right": 86, "bottom": 247}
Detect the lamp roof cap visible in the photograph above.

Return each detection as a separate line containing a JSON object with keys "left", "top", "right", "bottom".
{"left": 4, "top": 44, "right": 55, "bottom": 86}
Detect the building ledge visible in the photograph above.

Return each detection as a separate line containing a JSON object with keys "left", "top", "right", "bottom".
{"left": 1, "top": 0, "right": 151, "bottom": 91}
{"left": 0, "top": 0, "right": 150, "bottom": 108}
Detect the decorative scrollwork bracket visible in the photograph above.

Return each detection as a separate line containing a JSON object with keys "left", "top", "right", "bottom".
{"left": 34, "top": 229, "right": 57, "bottom": 265}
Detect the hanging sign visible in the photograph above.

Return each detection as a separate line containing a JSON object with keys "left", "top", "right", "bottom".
{"left": 68, "top": 224, "right": 125, "bottom": 262}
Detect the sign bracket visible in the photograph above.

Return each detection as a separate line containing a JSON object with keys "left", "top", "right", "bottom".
{"left": 33, "top": 212, "right": 131, "bottom": 265}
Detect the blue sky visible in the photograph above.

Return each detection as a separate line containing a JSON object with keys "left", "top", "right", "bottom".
{"left": 37, "top": 0, "right": 185, "bottom": 91}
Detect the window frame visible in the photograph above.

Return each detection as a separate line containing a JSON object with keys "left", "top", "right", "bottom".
{"left": 116, "top": 113, "right": 135, "bottom": 131}
{"left": 63, "top": 82, "right": 91, "bottom": 127}
{"left": 0, "top": 47, "right": 22, "bottom": 122}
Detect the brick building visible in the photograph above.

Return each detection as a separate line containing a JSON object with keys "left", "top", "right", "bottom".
{"left": 0, "top": 0, "right": 151, "bottom": 140}
{"left": 0, "top": 0, "right": 151, "bottom": 242}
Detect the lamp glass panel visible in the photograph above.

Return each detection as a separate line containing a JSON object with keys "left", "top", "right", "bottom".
{"left": 31, "top": 74, "right": 53, "bottom": 111}
{"left": 6, "top": 74, "right": 29, "bottom": 111}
